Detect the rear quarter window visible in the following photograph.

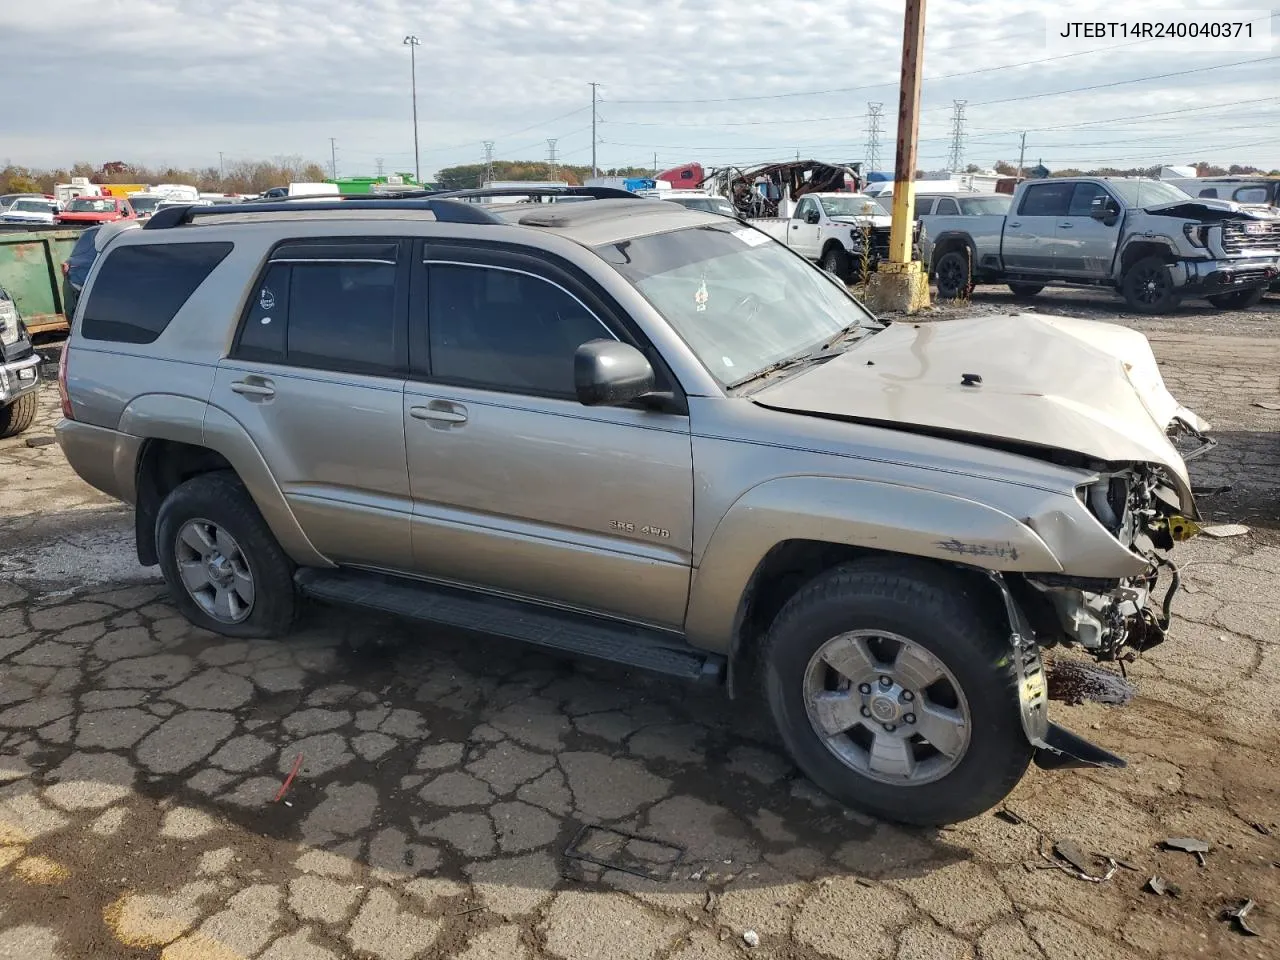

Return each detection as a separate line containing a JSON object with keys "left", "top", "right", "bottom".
{"left": 80, "top": 242, "right": 233, "bottom": 344}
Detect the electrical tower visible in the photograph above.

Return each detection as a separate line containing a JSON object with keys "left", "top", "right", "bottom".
{"left": 865, "top": 103, "right": 884, "bottom": 173}
{"left": 482, "top": 141, "right": 495, "bottom": 184}
{"left": 947, "top": 100, "right": 967, "bottom": 173}
{"left": 375, "top": 157, "right": 384, "bottom": 177}
{"left": 546, "top": 139, "right": 559, "bottom": 181}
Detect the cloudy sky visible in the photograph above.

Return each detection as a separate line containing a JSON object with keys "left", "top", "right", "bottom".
{"left": 3, "top": 1, "right": 1278, "bottom": 177}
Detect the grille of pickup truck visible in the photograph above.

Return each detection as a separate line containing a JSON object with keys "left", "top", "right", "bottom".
{"left": 1221, "top": 219, "right": 1280, "bottom": 255}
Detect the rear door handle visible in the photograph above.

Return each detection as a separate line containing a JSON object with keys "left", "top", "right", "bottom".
{"left": 410, "top": 401, "right": 468, "bottom": 425}
{"left": 230, "top": 379, "right": 275, "bottom": 398}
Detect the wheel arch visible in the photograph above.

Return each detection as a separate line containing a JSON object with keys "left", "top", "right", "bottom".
{"left": 127, "top": 397, "right": 328, "bottom": 568}
{"left": 1119, "top": 240, "right": 1176, "bottom": 275}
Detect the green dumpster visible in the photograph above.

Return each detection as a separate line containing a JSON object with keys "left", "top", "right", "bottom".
{"left": 0, "top": 227, "right": 82, "bottom": 336}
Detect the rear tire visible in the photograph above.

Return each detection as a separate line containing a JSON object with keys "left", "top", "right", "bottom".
{"left": 763, "top": 559, "right": 1032, "bottom": 826}
{"left": 820, "top": 246, "right": 853, "bottom": 284}
{"left": 156, "top": 471, "right": 297, "bottom": 638}
{"left": 1008, "top": 283, "right": 1044, "bottom": 301}
{"left": 1206, "top": 288, "right": 1263, "bottom": 310}
{"left": 933, "top": 250, "right": 974, "bottom": 299}
{"left": 0, "top": 391, "right": 38, "bottom": 439}
{"left": 1121, "top": 256, "right": 1179, "bottom": 313}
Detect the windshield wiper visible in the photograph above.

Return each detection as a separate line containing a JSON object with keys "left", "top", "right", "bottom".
{"left": 817, "top": 319, "right": 875, "bottom": 352}
{"left": 727, "top": 349, "right": 838, "bottom": 389}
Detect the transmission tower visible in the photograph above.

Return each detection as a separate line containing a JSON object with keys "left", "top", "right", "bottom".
{"left": 482, "top": 141, "right": 495, "bottom": 184}
{"left": 947, "top": 100, "right": 968, "bottom": 173}
{"left": 865, "top": 103, "right": 884, "bottom": 172}
{"left": 546, "top": 138, "right": 559, "bottom": 180}
{"left": 375, "top": 157, "right": 385, "bottom": 177}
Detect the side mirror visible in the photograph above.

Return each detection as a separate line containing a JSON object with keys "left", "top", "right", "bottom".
{"left": 804, "top": 210, "right": 821, "bottom": 224}
{"left": 574, "top": 339, "right": 656, "bottom": 407}
{"left": 1091, "top": 199, "right": 1120, "bottom": 220}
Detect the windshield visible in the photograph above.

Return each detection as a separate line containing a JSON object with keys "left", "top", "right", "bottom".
{"left": 818, "top": 196, "right": 886, "bottom": 218}
{"left": 10, "top": 200, "right": 51, "bottom": 213}
{"left": 957, "top": 196, "right": 1012, "bottom": 215}
{"left": 669, "top": 196, "right": 736, "bottom": 216}
{"left": 1106, "top": 180, "right": 1190, "bottom": 207}
{"left": 67, "top": 197, "right": 117, "bottom": 212}
{"left": 595, "top": 222, "right": 878, "bottom": 387}
{"left": 129, "top": 196, "right": 161, "bottom": 213}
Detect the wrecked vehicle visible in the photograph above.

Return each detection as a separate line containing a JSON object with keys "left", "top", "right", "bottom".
{"left": 57, "top": 189, "right": 1207, "bottom": 826}
{"left": 704, "top": 161, "right": 925, "bottom": 282}
{"left": 0, "top": 285, "right": 40, "bottom": 438}
{"left": 928, "top": 177, "right": 1280, "bottom": 311}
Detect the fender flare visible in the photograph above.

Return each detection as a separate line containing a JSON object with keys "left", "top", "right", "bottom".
{"left": 121, "top": 394, "right": 329, "bottom": 568}
{"left": 683, "top": 475, "right": 1062, "bottom": 653}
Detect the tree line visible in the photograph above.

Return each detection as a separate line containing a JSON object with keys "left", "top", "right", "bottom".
{"left": 1, "top": 158, "right": 329, "bottom": 196}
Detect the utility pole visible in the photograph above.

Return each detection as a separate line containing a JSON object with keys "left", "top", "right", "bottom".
{"left": 1017, "top": 132, "right": 1027, "bottom": 178}
{"left": 546, "top": 139, "right": 559, "bottom": 181}
{"left": 218, "top": 151, "right": 225, "bottom": 180}
{"left": 868, "top": 0, "right": 929, "bottom": 314}
{"left": 865, "top": 103, "right": 884, "bottom": 173}
{"left": 329, "top": 138, "right": 338, "bottom": 179}
{"left": 589, "top": 82, "right": 600, "bottom": 178}
{"left": 482, "top": 141, "right": 495, "bottom": 186}
{"left": 947, "top": 100, "right": 967, "bottom": 174}
{"left": 404, "top": 36, "right": 422, "bottom": 183}
{"left": 653, "top": 152, "right": 657, "bottom": 176}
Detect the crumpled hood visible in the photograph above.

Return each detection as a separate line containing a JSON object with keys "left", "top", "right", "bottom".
{"left": 1142, "top": 196, "right": 1280, "bottom": 220}
{"left": 752, "top": 314, "right": 1208, "bottom": 507}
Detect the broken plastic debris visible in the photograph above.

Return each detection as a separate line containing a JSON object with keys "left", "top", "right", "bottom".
{"left": 1252, "top": 400, "right": 1280, "bottom": 411}
{"left": 1163, "top": 837, "right": 1210, "bottom": 853}
{"left": 1201, "top": 524, "right": 1250, "bottom": 538}
{"left": 1220, "top": 899, "right": 1258, "bottom": 937}
{"left": 1042, "top": 838, "right": 1118, "bottom": 883}
{"left": 1054, "top": 839, "right": 1097, "bottom": 875}
{"left": 742, "top": 930, "right": 760, "bottom": 948}
{"left": 1145, "top": 876, "right": 1181, "bottom": 898}
{"left": 274, "top": 753, "right": 304, "bottom": 803}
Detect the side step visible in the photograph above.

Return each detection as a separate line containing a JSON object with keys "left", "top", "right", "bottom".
{"left": 295, "top": 568, "right": 725, "bottom": 683}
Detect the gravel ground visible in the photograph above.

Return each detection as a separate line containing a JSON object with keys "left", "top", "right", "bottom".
{"left": 1, "top": 291, "right": 1278, "bottom": 960}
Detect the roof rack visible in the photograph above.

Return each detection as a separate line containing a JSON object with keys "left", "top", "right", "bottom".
{"left": 428, "top": 186, "right": 644, "bottom": 202}
{"left": 142, "top": 197, "right": 503, "bottom": 230}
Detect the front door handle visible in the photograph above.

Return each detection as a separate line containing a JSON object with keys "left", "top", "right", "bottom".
{"left": 1059, "top": 222, "right": 1074, "bottom": 229}
{"left": 409, "top": 401, "right": 468, "bottom": 424}
{"left": 230, "top": 379, "right": 275, "bottom": 399}
{"left": 1007, "top": 221, "right": 1021, "bottom": 228}
{"left": 792, "top": 224, "right": 800, "bottom": 230}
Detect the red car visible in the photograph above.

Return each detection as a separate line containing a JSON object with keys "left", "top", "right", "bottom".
{"left": 55, "top": 196, "right": 136, "bottom": 225}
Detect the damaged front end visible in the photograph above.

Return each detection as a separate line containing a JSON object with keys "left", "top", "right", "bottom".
{"left": 993, "top": 459, "right": 1205, "bottom": 771}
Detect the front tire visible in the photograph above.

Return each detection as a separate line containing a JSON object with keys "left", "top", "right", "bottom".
{"left": 0, "top": 391, "right": 38, "bottom": 439}
{"left": 933, "top": 250, "right": 974, "bottom": 299}
{"left": 156, "top": 471, "right": 297, "bottom": 638}
{"left": 1121, "top": 256, "right": 1179, "bottom": 313}
{"left": 820, "top": 246, "right": 853, "bottom": 284}
{"left": 763, "top": 560, "right": 1032, "bottom": 826}
{"left": 1206, "top": 288, "right": 1263, "bottom": 310}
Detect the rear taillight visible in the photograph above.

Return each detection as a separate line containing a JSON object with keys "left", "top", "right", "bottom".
{"left": 58, "top": 342, "right": 73, "bottom": 419}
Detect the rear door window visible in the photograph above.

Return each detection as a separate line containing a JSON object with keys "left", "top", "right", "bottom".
{"left": 1018, "top": 182, "right": 1073, "bottom": 217}
{"left": 933, "top": 198, "right": 959, "bottom": 215}
{"left": 81, "top": 242, "right": 232, "bottom": 344}
{"left": 232, "top": 240, "right": 405, "bottom": 376}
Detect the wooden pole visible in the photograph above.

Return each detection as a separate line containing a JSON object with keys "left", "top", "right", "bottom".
{"left": 888, "top": 0, "right": 927, "bottom": 265}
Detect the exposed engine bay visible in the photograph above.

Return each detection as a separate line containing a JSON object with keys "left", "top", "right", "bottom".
{"left": 1018, "top": 462, "right": 1202, "bottom": 662}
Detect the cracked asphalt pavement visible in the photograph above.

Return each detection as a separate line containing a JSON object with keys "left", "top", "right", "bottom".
{"left": 3, "top": 296, "right": 1279, "bottom": 960}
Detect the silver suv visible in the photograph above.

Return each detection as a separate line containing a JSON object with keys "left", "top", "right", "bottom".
{"left": 56, "top": 188, "right": 1210, "bottom": 826}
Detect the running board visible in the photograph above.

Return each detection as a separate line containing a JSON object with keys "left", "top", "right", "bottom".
{"left": 295, "top": 568, "right": 724, "bottom": 683}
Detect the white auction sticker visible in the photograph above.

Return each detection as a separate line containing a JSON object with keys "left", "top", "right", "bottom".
{"left": 1044, "top": 10, "right": 1273, "bottom": 53}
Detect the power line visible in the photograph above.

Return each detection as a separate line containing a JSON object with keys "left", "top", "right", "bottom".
{"left": 607, "top": 14, "right": 1277, "bottom": 106}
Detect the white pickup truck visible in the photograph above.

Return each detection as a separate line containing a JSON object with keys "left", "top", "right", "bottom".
{"left": 750, "top": 193, "right": 919, "bottom": 283}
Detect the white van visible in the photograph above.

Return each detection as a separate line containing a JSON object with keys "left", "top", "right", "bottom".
{"left": 288, "top": 182, "right": 341, "bottom": 201}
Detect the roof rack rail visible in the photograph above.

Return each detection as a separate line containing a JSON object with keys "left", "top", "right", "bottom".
{"left": 429, "top": 186, "right": 643, "bottom": 202}
{"left": 142, "top": 197, "right": 504, "bottom": 230}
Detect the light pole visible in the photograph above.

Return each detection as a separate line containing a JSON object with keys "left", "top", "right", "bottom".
{"left": 403, "top": 35, "right": 421, "bottom": 184}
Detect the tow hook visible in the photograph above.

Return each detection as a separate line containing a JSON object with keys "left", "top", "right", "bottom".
{"left": 984, "top": 572, "right": 1129, "bottom": 772}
